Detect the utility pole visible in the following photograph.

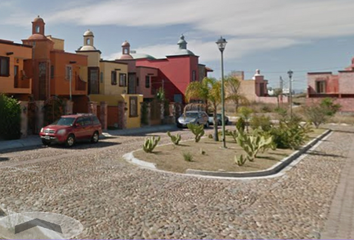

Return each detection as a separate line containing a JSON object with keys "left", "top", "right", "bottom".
{"left": 279, "top": 76, "right": 283, "bottom": 102}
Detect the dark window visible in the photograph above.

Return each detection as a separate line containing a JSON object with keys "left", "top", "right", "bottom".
{"left": 51, "top": 65, "right": 54, "bottom": 79}
{"left": 75, "top": 118, "right": 85, "bottom": 126}
{"left": 119, "top": 73, "right": 127, "bottom": 87}
{"left": 83, "top": 117, "right": 92, "bottom": 126}
{"left": 0, "top": 57, "right": 10, "bottom": 77}
{"left": 100, "top": 72, "right": 103, "bottom": 83}
{"left": 316, "top": 81, "right": 326, "bottom": 93}
{"left": 136, "top": 77, "right": 139, "bottom": 86}
{"left": 111, "top": 71, "right": 117, "bottom": 85}
{"left": 192, "top": 70, "right": 196, "bottom": 81}
{"left": 129, "top": 96, "right": 138, "bottom": 117}
{"left": 145, "top": 76, "right": 150, "bottom": 88}
{"left": 65, "top": 65, "right": 72, "bottom": 81}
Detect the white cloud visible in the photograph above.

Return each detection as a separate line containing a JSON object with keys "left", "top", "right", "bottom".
{"left": 3, "top": 0, "right": 354, "bottom": 61}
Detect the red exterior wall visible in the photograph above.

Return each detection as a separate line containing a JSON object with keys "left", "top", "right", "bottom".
{"left": 307, "top": 72, "right": 339, "bottom": 95}
{"left": 136, "top": 55, "right": 199, "bottom": 103}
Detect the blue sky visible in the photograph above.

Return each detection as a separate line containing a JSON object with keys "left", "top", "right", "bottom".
{"left": 1, "top": 0, "right": 354, "bottom": 91}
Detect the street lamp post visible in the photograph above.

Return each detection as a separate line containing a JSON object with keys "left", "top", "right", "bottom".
{"left": 216, "top": 36, "right": 227, "bottom": 148}
{"left": 287, "top": 70, "right": 293, "bottom": 118}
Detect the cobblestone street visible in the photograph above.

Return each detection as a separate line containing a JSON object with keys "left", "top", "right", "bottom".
{"left": 0, "top": 127, "right": 351, "bottom": 239}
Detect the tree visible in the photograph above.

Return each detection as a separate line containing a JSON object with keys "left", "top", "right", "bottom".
{"left": 224, "top": 74, "right": 249, "bottom": 112}
{"left": 303, "top": 98, "right": 341, "bottom": 128}
{"left": 185, "top": 77, "right": 221, "bottom": 141}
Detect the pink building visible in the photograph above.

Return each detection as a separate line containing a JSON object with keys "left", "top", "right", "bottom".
{"left": 307, "top": 57, "right": 354, "bottom": 112}
{"left": 116, "top": 35, "right": 212, "bottom": 103}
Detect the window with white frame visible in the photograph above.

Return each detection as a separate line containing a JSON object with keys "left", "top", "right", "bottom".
{"left": 119, "top": 73, "right": 127, "bottom": 87}
{"left": 316, "top": 81, "right": 326, "bottom": 93}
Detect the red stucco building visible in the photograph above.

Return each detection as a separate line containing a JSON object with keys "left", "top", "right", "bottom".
{"left": 117, "top": 35, "right": 212, "bottom": 103}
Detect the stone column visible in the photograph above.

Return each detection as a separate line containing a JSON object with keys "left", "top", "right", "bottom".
{"left": 147, "top": 102, "right": 151, "bottom": 126}
{"left": 19, "top": 101, "right": 28, "bottom": 138}
{"left": 88, "top": 101, "right": 97, "bottom": 116}
{"left": 118, "top": 101, "right": 127, "bottom": 129}
{"left": 100, "top": 101, "right": 108, "bottom": 131}
{"left": 35, "top": 101, "right": 44, "bottom": 134}
{"left": 170, "top": 102, "right": 176, "bottom": 124}
{"left": 65, "top": 100, "right": 73, "bottom": 115}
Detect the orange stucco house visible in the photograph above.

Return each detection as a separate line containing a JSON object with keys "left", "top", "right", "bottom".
{"left": 22, "top": 16, "right": 88, "bottom": 112}
{"left": 0, "top": 39, "right": 32, "bottom": 100}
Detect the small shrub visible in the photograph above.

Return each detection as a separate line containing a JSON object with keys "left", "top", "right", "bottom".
{"left": 187, "top": 123, "right": 205, "bottom": 143}
{"left": 250, "top": 115, "right": 272, "bottom": 131}
{"left": 0, "top": 94, "right": 21, "bottom": 140}
{"left": 225, "top": 129, "right": 238, "bottom": 143}
{"left": 167, "top": 131, "right": 181, "bottom": 145}
{"left": 269, "top": 119, "right": 312, "bottom": 150}
{"left": 236, "top": 117, "right": 246, "bottom": 132}
{"left": 143, "top": 136, "right": 161, "bottom": 153}
{"left": 183, "top": 152, "right": 193, "bottom": 162}
{"left": 208, "top": 134, "right": 213, "bottom": 139}
{"left": 303, "top": 98, "right": 341, "bottom": 128}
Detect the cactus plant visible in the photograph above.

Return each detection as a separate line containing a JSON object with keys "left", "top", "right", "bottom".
{"left": 235, "top": 130, "right": 275, "bottom": 166}
{"left": 167, "top": 131, "right": 181, "bottom": 145}
{"left": 143, "top": 136, "right": 161, "bottom": 153}
{"left": 187, "top": 123, "right": 205, "bottom": 143}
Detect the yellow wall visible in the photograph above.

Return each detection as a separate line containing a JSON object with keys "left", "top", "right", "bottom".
{"left": 89, "top": 94, "right": 124, "bottom": 106}
{"left": 122, "top": 94, "right": 143, "bottom": 129}
{"left": 46, "top": 36, "right": 64, "bottom": 51}
{"left": 100, "top": 61, "right": 128, "bottom": 95}
{"left": 77, "top": 51, "right": 100, "bottom": 67}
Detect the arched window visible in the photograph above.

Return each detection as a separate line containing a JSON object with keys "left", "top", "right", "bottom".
{"left": 86, "top": 38, "right": 91, "bottom": 45}
{"left": 123, "top": 48, "right": 128, "bottom": 54}
{"left": 35, "top": 25, "right": 40, "bottom": 33}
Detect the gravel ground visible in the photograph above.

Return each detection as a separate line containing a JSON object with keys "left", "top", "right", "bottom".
{"left": 0, "top": 126, "right": 350, "bottom": 239}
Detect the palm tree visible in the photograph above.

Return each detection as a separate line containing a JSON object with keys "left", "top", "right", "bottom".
{"left": 224, "top": 75, "right": 249, "bottom": 112}
{"left": 185, "top": 77, "right": 221, "bottom": 141}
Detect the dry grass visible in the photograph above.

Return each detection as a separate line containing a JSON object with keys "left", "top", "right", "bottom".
{"left": 133, "top": 128, "right": 327, "bottom": 173}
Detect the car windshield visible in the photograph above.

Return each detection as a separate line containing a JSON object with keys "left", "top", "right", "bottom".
{"left": 52, "top": 117, "right": 75, "bottom": 126}
{"left": 184, "top": 112, "right": 198, "bottom": 118}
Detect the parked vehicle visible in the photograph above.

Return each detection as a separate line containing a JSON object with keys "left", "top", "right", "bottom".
{"left": 208, "top": 113, "right": 229, "bottom": 125}
{"left": 177, "top": 111, "right": 209, "bottom": 128}
{"left": 39, "top": 114, "right": 102, "bottom": 147}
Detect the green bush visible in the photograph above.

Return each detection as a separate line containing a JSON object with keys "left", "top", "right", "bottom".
{"left": 249, "top": 115, "right": 272, "bottom": 131}
{"left": 236, "top": 117, "right": 246, "bottom": 132}
{"left": 303, "top": 98, "right": 341, "bottom": 128}
{"left": 269, "top": 118, "right": 312, "bottom": 150}
{"left": 0, "top": 94, "right": 21, "bottom": 140}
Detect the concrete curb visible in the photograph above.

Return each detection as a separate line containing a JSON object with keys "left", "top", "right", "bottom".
{"left": 185, "top": 129, "right": 332, "bottom": 178}
{"left": 124, "top": 129, "right": 332, "bottom": 179}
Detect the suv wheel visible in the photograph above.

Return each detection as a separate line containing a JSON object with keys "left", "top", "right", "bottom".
{"left": 65, "top": 134, "right": 75, "bottom": 147}
{"left": 91, "top": 131, "right": 99, "bottom": 143}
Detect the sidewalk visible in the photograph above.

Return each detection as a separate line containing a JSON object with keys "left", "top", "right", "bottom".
{"left": 0, "top": 124, "right": 177, "bottom": 152}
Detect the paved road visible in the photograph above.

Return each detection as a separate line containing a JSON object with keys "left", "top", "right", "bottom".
{"left": 0, "top": 126, "right": 352, "bottom": 239}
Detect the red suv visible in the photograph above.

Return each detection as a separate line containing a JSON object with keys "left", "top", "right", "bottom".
{"left": 39, "top": 114, "right": 102, "bottom": 147}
